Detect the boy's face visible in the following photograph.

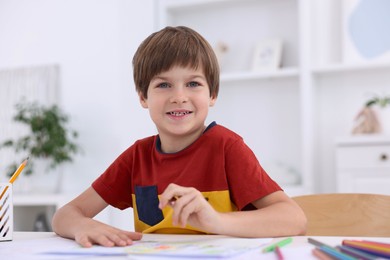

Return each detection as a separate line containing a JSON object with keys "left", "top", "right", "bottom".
{"left": 139, "top": 65, "right": 216, "bottom": 143}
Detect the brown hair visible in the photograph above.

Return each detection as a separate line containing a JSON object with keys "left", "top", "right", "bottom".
{"left": 132, "top": 26, "right": 219, "bottom": 99}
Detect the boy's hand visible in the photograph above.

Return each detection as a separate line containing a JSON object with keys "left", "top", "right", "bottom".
{"left": 158, "top": 183, "right": 220, "bottom": 232}
{"left": 74, "top": 218, "right": 142, "bottom": 248}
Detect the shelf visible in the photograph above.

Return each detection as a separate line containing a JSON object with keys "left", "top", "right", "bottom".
{"left": 220, "top": 68, "right": 299, "bottom": 83}
{"left": 312, "top": 61, "right": 390, "bottom": 75}
{"left": 163, "top": 0, "right": 243, "bottom": 11}
{"left": 160, "top": 0, "right": 299, "bottom": 72}
{"left": 336, "top": 135, "right": 390, "bottom": 146}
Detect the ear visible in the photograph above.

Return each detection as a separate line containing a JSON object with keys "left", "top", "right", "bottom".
{"left": 209, "top": 95, "right": 217, "bottom": 107}
{"left": 139, "top": 92, "right": 148, "bottom": 108}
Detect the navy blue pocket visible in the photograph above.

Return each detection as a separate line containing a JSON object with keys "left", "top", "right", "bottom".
{"left": 135, "top": 185, "right": 164, "bottom": 226}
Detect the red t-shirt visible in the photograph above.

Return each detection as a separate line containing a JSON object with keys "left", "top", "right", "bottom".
{"left": 92, "top": 122, "right": 281, "bottom": 233}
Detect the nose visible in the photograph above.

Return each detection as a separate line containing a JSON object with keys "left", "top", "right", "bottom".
{"left": 170, "top": 86, "right": 188, "bottom": 104}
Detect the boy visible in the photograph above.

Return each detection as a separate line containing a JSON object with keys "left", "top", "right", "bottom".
{"left": 52, "top": 26, "right": 306, "bottom": 248}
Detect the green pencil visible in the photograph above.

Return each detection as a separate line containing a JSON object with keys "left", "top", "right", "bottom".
{"left": 263, "top": 237, "right": 293, "bottom": 253}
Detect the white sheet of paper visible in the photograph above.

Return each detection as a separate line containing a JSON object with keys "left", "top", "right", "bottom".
{"left": 0, "top": 234, "right": 322, "bottom": 259}
{"left": 42, "top": 235, "right": 272, "bottom": 258}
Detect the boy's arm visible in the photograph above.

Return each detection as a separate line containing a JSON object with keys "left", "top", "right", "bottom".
{"left": 215, "top": 191, "right": 307, "bottom": 237}
{"left": 52, "top": 187, "right": 142, "bottom": 247}
{"left": 159, "top": 184, "right": 306, "bottom": 237}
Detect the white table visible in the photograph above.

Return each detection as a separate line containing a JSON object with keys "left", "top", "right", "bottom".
{"left": 1, "top": 232, "right": 389, "bottom": 259}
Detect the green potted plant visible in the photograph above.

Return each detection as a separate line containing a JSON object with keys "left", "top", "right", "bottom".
{"left": 0, "top": 101, "right": 80, "bottom": 183}
{"left": 365, "top": 95, "right": 390, "bottom": 108}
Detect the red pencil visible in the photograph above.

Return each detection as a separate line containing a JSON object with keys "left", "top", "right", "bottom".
{"left": 275, "top": 246, "right": 284, "bottom": 260}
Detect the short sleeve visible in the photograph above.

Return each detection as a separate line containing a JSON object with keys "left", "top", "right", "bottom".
{"left": 92, "top": 147, "right": 134, "bottom": 210}
{"left": 225, "top": 139, "right": 282, "bottom": 210}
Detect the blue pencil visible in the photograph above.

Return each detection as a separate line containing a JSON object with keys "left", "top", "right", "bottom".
{"left": 318, "top": 246, "right": 357, "bottom": 260}
{"left": 308, "top": 238, "right": 357, "bottom": 260}
{"left": 337, "top": 245, "right": 379, "bottom": 260}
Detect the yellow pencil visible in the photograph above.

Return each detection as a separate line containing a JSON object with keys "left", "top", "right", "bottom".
{"left": 0, "top": 157, "right": 29, "bottom": 200}
{"left": 9, "top": 157, "right": 29, "bottom": 184}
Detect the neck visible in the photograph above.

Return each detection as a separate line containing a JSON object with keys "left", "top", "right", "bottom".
{"left": 158, "top": 125, "right": 206, "bottom": 153}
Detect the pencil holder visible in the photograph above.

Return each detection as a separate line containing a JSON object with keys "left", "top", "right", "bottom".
{"left": 0, "top": 183, "right": 13, "bottom": 241}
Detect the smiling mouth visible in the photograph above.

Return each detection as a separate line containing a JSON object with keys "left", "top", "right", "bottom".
{"left": 167, "top": 111, "right": 192, "bottom": 116}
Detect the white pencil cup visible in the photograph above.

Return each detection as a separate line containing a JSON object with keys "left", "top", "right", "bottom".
{"left": 0, "top": 183, "right": 13, "bottom": 241}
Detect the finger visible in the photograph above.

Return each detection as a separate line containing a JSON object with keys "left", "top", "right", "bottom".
{"left": 101, "top": 227, "right": 142, "bottom": 246}
{"left": 178, "top": 194, "right": 202, "bottom": 227}
{"left": 106, "top": 233, "right": 129, "bottom": 247}
{"left": 171, "top": 191, "right": 197, "bottom": 226}
{"left": 180, "top": 198, "right": 199, "bottom": 227}
{"left": 113, "top": 231, "right": 142, "bottom": 246}
{"left": 77, "top": 234, "right": 114, "bottom": 248}
{"left": 159, "top": 183, "right": 181, "bottom": 209}
{"left": 92, "top": 234, "right": 115, "bottom": 247}
{"left": 123, "top": 231, "right": 143, "bottom": 241}
{"left": 76, "top": 235, "right": 93, "bottom": 248}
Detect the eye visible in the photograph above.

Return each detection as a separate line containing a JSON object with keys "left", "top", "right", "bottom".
{"left": 187, "top": 81, "right": 200, "bottom": 88}
{"left": 157, "top": 82, "right": 170, "bottom": 88}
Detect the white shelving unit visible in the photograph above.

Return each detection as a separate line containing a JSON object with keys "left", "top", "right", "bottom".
{"left": 220, "top": 68, "right": 300, "bottom": 82}
{"left": 157, "top": 0, "right": 390, "bottom": 194}
{"left": 13, "top": 194, "right": 68, "bottom": 231}
{"left": 312, "top": 61, "right": 390, "bottom": 75}
{"left": 157, "top": 0, "right": 311, "bottom": 196}
{"left": 13, "top": 193, "right": 112, "bottom": 231}
{"left": 335, "top": 135, "right": 390, "bottom": 194}
{"left": 309, "top": 0, "right": 390, "bottom": 193}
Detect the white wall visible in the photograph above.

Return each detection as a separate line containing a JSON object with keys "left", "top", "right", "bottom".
{"left": 0, "top": 0, "right": 156, "bottom": 229}
{"left": 0, "top": 0, "right": 156, "bottom": 192}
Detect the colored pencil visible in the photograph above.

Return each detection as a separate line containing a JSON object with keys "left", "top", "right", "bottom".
{"left": 262, "top": 237, "right": 293, "bottom": 252}
{"left": 345, "top": 240, "right": 390, "bottom": 249}
{"left": 343, "top": 240, "right": 390, "bottom": 253}
{"left": 312, "top": 248, "right": 335, "bottom": 260}
{"left": 0, "top": 157, "right": 29, "bottom": 200}
{"left": 9, "top": 157, "right": 29, "bottom": 184}
{"left": 337, "top": 245, "right": 379, "bottom": 260}
{"left": 318, "top": 246, "right": 357, "bottom": 260}
{"left": 308, "top": 238, "right": 357, "bottom": 260}
{"left": 274, "top": 246, "right": 284, "bottom": 260}
{"left": 308, "top": 238, "right": 329, "bottom": 248}
{"left": 342, "top": 240, "right": 390, "bottom": 258}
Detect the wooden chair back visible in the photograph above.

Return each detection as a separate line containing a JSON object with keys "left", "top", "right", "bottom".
{"left": 292, "top": 193, "right": 390, "bottom": 237}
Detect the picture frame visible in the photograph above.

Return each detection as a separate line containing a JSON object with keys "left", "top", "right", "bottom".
{"left": 252, "top": 39, "right": 283, "bottom": 72}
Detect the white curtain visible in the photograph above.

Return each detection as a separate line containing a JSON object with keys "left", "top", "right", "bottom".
{"left": 0, "top": 64, "right": 60, "bottom": 180}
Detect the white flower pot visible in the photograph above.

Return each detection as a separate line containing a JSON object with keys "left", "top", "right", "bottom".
{"left": 376, "top": 107, "right": 390, "bottom": 134}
